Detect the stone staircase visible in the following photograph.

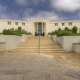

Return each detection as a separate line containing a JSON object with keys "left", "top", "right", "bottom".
{"left": 14, "top": 36, "right": 67, "bottom": 54}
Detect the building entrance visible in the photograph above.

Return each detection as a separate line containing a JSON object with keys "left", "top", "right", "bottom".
{"left": 34, "top": 22, "right": 46, "bottom": 36}
{"left": 38, "top": 22, "right": 42, "bottom": 35}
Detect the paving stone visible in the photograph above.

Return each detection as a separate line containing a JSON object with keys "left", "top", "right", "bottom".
{"left": 59, "top": 75, "right": 79, "bottom": 80}
{"left": 24, "top": 71, "right": 48, "bottom": 80}
{"left": 11, "top": 74, "right": 24, "bottom": 80}
{"left": 0, "top": 75, "right": 12, "bottom": 80}
{"left": 0, "top": 53, "right": 79, "bottom": 80}
{"left": 64, "top": 69, "right": 80, "bottom": 79}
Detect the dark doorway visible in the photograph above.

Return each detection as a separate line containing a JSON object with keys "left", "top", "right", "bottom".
{"left": 38, "top": 30, "right": 42, "bottom": 35}
{"left": 38, "top": 23, "right": 42, "bottom": 35}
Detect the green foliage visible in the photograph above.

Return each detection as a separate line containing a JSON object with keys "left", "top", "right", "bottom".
{"left": 56, "top": 30, "right": 63, "bottom": 36}
{"left": 58, "top": 28, "right": 61, "bottom": 31}
{"left": 72, "top": 26, "right": 78, "bottom": 34}
{"left": 62, "top": 30, "right": 75, "bottom": 36}
{"left": 11, "top": 28, "right": 14, "bottom": 31}
{"left": 27, "top": 32, "right": 32, "bottom": 35}
{"left": 48, "top": 31, "right": 55, "bottom": 35}
{"left": 18, "top": 26, "right": 22, "bottom": 31}
{"left": 48, "top": 32, "right": 51, "bottom": 35}
{"left": 48, "top": 26, "right": 79, "bottom": 36}
{"left": 0, "top": 33, "right": 2, "bottom": 34}
{"left": 77, "top": 33, "right": 80, "bottom": 35}
{"left": 2, "top": 27, "right": 32, "bottom": 36}
{"left": 64, "top": 27, "right": 71, "bottom": 31}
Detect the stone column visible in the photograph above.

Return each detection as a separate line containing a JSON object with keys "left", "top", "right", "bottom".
{"left": 35, "top": 23, "right": 37, "bottom": 33}
{"left": 43, "top": 23, "right": 46, "bottom": 35}
{"left": 37, "top": 22, "right": 38, "bottom": 34}
{"left": 42, "top": 22, "right": 43, "bottom": 33}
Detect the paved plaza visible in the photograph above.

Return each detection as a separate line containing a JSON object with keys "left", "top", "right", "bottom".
{"left": 0, "top": 52, "right": 80, "bottom": 80}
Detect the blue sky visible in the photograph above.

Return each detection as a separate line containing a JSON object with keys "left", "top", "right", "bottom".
{"left": 0, "top": 0, "right": 80, "bottom": 20}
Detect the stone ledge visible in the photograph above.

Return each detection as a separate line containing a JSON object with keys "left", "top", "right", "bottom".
{"left": 73, "top": 43, "right": 80, "bottom": 45}
{"left": 0, "top": 42, "right": 6, "bottom": 44}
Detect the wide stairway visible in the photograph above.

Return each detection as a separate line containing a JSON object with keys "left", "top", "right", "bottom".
{"left": 14, "top": 36, "right": 67, "bottom": 54}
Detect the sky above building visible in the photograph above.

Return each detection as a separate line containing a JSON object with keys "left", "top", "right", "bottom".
{"left": 0, "top": 0, "right": 80, "bottom": 20}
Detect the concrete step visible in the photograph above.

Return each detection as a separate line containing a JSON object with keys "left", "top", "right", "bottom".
{"left": 17, "top": 46, "right": 61, "bottom": 49}
{"left": 14, "top": 51, "right": 67, "bottom": 53}
{"left": 14, "top": 36, "right": 66, "bottom": 54}
{"left": 19, "top": 43, "right": 56, "bottom": 45}
{"left": 17, "top": 45, "right": 59, "bottom": 47}
{"left": 16, "top": 48, "right": 65, "bottom": 51}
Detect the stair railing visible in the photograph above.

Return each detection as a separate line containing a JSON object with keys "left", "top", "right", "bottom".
{"left": 39, "top": 35, "right": 40, "bottom": 54}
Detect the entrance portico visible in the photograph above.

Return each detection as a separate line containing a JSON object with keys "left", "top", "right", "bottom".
{"left": 34, "top": 22, "right": 46, "bottom": 36}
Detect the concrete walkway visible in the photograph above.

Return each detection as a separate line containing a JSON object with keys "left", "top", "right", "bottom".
{"left": 0, "top": 52, "right": 80, "bottom": 80}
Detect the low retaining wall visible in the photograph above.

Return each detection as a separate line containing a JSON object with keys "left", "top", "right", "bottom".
{"left": 56, "top": 36, "right": 80, "bottom": 51}
{"left": 0, "top": 42, "right": 6, "bottom": 52}
{"left": 0, "top": 35, "right": 28, "bottom": 50}
{"left": 52, "top": 35, "right": 57, "bottom": 42}
{"left": 21, "top": 34, "right": 28, "bottom": 42}
{"left": 72, "top": 43, "right": 80, "bottom": 53}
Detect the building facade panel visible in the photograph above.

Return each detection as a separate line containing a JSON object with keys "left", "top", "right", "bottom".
{"left": 0, "top": 19, "right": 80, "bottom": 35}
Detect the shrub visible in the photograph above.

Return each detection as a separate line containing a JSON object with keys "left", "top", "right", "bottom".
{"left": 18, "top": 26, "right": 22, "bottom": 31}
{"left": 48, "top": 31, "right": 54, "bottom": 35}
{"left": 35, "top": 32, "right": 37, "bottom": 36}
{"left": 64, "top": 27, "right": 71, "bottom": 31}
{"left": 27, "top": 32, "right": 32, "bottom": 35}
{"left": 72, "top": 26, "right": 78, "bottom": 34}
{"left": 48, "top": 32, "right": 51, "bottom": 35}
{"left": 48, "top": 26, "right": 79, "bottom": 36}
{"left": 77, "top": 33, "right": 80, "bottom": 35}
{"left": 56, "top": 30, "right": 66, "bottom": 36}
{"left": 62, "top": 30, "right": 76, "bottom": 36}
{"left": 2, "top": 27, "right": 31, "bottom": 36}
{"left": 58, "top": 28, "right": 61, "bottom": 31}
{"left": 42, "top": 32, "right": 45, "bottom": 36}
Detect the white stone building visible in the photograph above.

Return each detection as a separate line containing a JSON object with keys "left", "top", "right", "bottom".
{"left": 0, "top": 18, "right": 80, "bottom": 35}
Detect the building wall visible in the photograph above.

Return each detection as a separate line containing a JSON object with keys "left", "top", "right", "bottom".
{"left": 0, "top": 19, "right": 80, "bottom": 35}
{"left": 50, "top": 20, "right": 80, "bottom": 33}
{"left": 0, "top": 19, "right": 27, "bottom": 32}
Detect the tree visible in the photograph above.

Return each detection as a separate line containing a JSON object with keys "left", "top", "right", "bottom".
{"left": 11, "top": 28, "right": 14, "bottom": 31}
{"left": 58, "top": 28, "right": 61, "bottom": 31}
{"left": 72, "top": 26, "right": 78, "bottom": 34}
{"left": 18, "top": 26, "right": 22, "bottom": 32}
{"left": 64, "top": 27, "right": 70, "bottom": 31}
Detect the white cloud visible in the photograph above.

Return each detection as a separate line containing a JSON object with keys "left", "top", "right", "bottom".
{"left": 0, "top": 3, "right": 61, "bottom": 20}
{"left": 16, "top": 0, "right": 45, "bottom": 6}
{"left": 16, "top": 0, "right": 26, "bottom": 6}
{"left": 23, "top": 9, "right": 62, "bottom": 20}
{"left": 50, "top": 0, "right": 80, "bottom": 12}
{"left": 34, "top": 11, "right": 60, "bottom": 20}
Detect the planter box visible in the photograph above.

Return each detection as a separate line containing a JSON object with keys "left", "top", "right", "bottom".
{"left": 56, "top": 36, "right": 80, "bottom": 51}
{"left": 0, "top": 35, "right": 29, "bottom": 50}
{"left": 0, "top": 42, "right": 6, "bottom": 52}
{"left": 52, "top": 35, "right": 57, "bottom": 42}
{"left": 0, "top": 35, "right": 22, "bottom": 50}
{"left": 72, "top": 43, "right": 80, "bottom": 53}
{"left": 48, "top": 35, "right": 52, "bottom": 37}
{"left": 21, "top": 34, "right": 28, "bottom": 42}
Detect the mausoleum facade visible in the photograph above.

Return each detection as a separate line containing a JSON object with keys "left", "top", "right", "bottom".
{"left": 0, "top": 19, "right": 80, "bottom": 35}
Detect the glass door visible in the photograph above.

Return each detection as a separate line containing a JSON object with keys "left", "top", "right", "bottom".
{"left": 38, "top": 22, "right": 42, "bottom": 35}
